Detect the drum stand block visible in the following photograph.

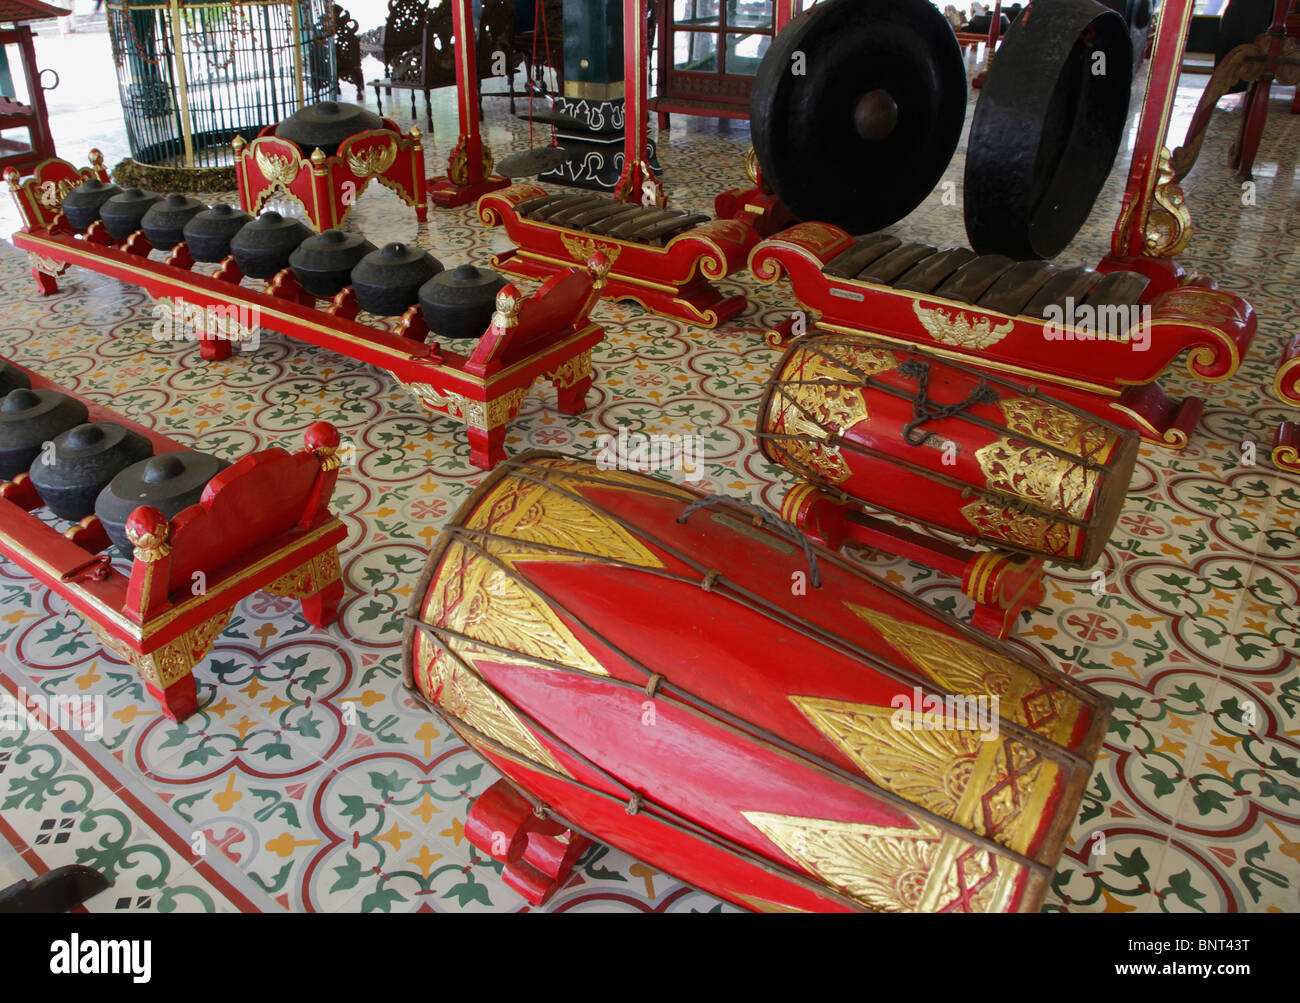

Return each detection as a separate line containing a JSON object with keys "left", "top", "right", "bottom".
{"left": 233, "top": 126, "right": 428, "bottom": 232}
{"left": 783, "top": 484, "right": 1046, "bottom": 641}
{"left": 752, "top": 222, "right": 1257, "bottom": 448}
{"left": 0, "top": 364, "right": 347, "bottom": 722}
{"left": 465, "top": 780, "right": 592, "bottom": 907}
{"left": 479, "top": 183, "right": 758, "bottom": 328}
{"left": 8, "top": 155, "right": 608, "bottom": 473}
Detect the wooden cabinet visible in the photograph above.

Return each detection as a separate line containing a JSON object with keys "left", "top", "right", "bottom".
{"left": 650, "top": 0, "right": 782, "bottom": 124}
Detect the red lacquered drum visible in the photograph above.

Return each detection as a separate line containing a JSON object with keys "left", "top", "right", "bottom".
{"left": 403, "top": 453, "right": 1111, "bottom": 913}
{"left": 756, "top": 333, "right": 1139, "bottom": 566}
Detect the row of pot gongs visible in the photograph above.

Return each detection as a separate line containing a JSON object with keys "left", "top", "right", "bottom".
{"left": 750, "top": 0, "right": 1142, "bottom": 260}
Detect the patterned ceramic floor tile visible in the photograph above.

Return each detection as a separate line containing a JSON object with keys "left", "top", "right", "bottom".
{"left": 0, "top": 45, "right": 1297, "bottom": 914}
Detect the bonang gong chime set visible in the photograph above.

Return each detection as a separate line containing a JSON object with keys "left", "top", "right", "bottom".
{"left": 2, "top": 0, "right": 1283, "bottom": 912}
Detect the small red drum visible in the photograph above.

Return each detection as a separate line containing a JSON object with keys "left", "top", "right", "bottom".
{"left": 756, "top": 333, "right": 1139, "bottom": 567}
{"left": 403, "top": 454, "right": 1110, "bottom": 913}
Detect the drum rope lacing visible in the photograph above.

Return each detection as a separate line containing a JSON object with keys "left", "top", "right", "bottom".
{"left": 897, "top": 357, "right": 999, "bottom": 447}
{"left": 676, "top": 493, "right": 822, "bottom": 589}
{"left": 483, "top": 459, "right": 1105, "bottom": 714}
{"left": 781, "top": 337, "right": 1117, "bottom": 469}
{"left": 760, "top": 383, "right": 1097, "bottom": 529}
{"left": 756, "top": 339, "right": 1121, "bottom": 537}
{"left": 402, "top": 459, "right": 1107, "bottom": 903}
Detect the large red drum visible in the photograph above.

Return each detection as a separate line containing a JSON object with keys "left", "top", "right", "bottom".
{"left": 756, "top": 333, "right": 1139, "bottom": 566}
{"left": 403, "top": 454, "right": 1111, "bottom": 913}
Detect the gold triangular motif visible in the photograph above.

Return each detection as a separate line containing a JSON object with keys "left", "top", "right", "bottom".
{"left": 790, "top": 696, "right": 980, "bottom": 824}
{"left": 742, "top": 810, "right": 945, "bottom": 912}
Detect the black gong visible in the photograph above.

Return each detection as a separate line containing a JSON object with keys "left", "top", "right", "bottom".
{"left": 964, "top": 0, "right": 1133, "bottom": 260}
{"left": 749, "top": 0, "right": 966, "bottom": 235}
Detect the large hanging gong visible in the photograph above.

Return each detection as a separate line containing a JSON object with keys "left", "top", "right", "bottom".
{"left": 964, "top": 0, "right": 1133, "bottom": 260}
{"left": 750, "top": 0, "right": 966, "bottom": 235}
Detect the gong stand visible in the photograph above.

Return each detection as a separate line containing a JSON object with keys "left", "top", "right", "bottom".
{"left": 1100, "top": 0, "right": 1198, "bottom": 292}
{"left": 428, "top": 0, "right": 511, "bottom": 207}
{"left": 611, "top": 0, "right": 663, "bottom": 206}
{"left": 8, "top": 153, "right": 608, "bottom": 471}
{"left": 1172, "top": 0, "right": 1299, "bottom": 184}
{"left": 0, "top": 360, "right": 346, "bottom": 722}
{"left": 233, "top": 121, "right": 428, "bottom": 232}
{"left": 714, "top": 148, "right": 798, "bottom": 239}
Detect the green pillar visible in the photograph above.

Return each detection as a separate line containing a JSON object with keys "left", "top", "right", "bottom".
{"left": 563, "top": 0, "right": 623, "bottom": 101}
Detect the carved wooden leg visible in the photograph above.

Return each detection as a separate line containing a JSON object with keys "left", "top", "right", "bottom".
{"left": 129, "top": 612, "right": 232, "bottom": 722}
{"left": 263, "top": 549, "right": 345, "bottom": 628}
{"left": 546, "top": 350, "right": 594, "bottom": 416}
{"left": 196, "top": 329, "right": 234, "bottom": 361}
{"left": 31, "top": 268, "right": 59, "bottom": 295}
{"left": 466, "top": 424, "right": 508, "bottom": 471}
{"left": 465, "top": 779, "right": 593, "bottom": 907}
{"left": 148, "top": 671, "right": 200, "bottom": 722}
{"left": 301, "top": 577, "right": 344, "bottom": 628}
{"left": 552, "top": 375, "right": 592, "bottom": 415}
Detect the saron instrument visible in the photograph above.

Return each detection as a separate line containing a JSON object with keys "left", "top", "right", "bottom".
{"left": 403, "top": 454, "right": 1111, "bottom": 912}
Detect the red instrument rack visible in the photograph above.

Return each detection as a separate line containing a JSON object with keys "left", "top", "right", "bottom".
{"left": 749, "top": 222, "right": 1256, "bottom": 448}
{"left": 479, "top": 183, "right": 757, "bottom": 328}
{"left": 0, "top": 363, "right": 346, "bottom": 721}
{"left": 233, "top": 122, "right": 428, "bottom": 232}
{"left": 7, "top": 155, "right": 608, "bottom": 472}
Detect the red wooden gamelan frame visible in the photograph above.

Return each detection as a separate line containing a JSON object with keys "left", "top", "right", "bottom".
{"left": 748, "top": 223, "right": 1256, "bottom": 448}
{"left": 7, "top": 154, "right": 608, "bottom": 472}
{"left": 0, "top": 363, "right": 346, "bottom": 722}
{"left": 233, "top": 120, "right": 428, "bottom": 231}
{"left": 479, "top": 182, "right": 758, "bottom": 327}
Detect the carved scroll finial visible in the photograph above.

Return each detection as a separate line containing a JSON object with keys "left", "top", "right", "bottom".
{"left": 1142, "top": 147, "right": 1193, "bottom": 259}
{"left": 88, "top": 148, "right": 104, "bottom": 172}
{"left": 4, "top": 167, "right": 20, "bottom": 192}
{"left": 126, "top": 507, "right": 171, "bottom": 563}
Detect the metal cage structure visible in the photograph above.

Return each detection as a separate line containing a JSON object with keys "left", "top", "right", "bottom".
{"left": 106, "top": 0, "right": 337, "bottom": 169}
